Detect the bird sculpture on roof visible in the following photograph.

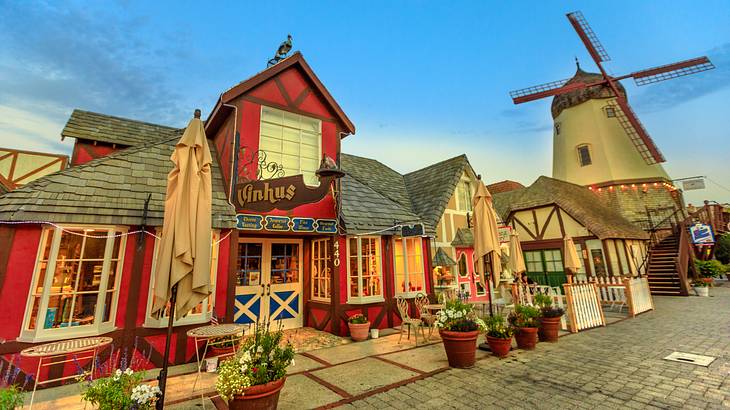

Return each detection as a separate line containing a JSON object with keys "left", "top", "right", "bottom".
{"left": 268, "top": 34, "right": 293, "bottom": 67}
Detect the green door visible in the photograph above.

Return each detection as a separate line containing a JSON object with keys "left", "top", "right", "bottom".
{"left": 524, "top": 249, "right": 567, "bottom": 287}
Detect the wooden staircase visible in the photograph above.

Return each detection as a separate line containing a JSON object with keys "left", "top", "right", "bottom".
{"left": 646, "top": 232, "right": 684, "bottom": 296}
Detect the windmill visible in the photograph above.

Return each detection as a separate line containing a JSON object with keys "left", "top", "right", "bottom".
{"left": 509, "top": 11, "right": 715, "bottom": 167}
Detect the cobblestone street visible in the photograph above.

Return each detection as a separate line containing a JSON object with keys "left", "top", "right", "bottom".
{"left": 344, "top": 286, "right": 730, "bottom": 409}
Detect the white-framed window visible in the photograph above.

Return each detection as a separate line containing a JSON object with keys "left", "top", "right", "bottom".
{"left": 393, "top": 237, "right": 425, "bottom": 297}
{"left": 457, "top": 253, "right": 469, "bottom": 278}
{"left": 144, "top": 230, "right": 220, "bottom": 328}
{"left": 456, "top": 180, "right": 473, "bottom": 212}
{"left": 259, "top": 106, "right": 322, "bottom": 185}
{"left": 577, "top": 144, "right": 592, "bottom": 167}
{"left": 20, "top": 226, "right": 127, "bottom": 342}
{"left": 311, "top": 238, "right": 331, "bottom": 302}
{"left": 347, "top": 237, "right": 383, "bottom": 303}
{"left": 475, "top": 280, "right": 486, "bottom": 296}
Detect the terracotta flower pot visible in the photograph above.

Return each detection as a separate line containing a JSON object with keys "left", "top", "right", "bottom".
{"left": 229, "top": 377, "right": 286, "bottom": 410}
{"left": 439, "top": 329, "right": 479, "bottom": 368}
{"left": 515, "top": 327, "right": 538, "bottom": 350}
{"left": 348, "top": 322, "right": 371, "bottom": 341}
{"left": 538, "top": 317, "right": 561, "bottom": 343}
{"left": 209, "top": 346, "right": 235, "bottom": 357}
{"left": 486, "top": 335, "right": 512, "bottom": 358}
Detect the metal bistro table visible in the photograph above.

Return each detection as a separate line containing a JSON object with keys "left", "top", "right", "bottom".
{"left": 187, "top": 323, "right": 246, "bottom": 392}
{"left": 21, "top": 336, "right": 113, "bottom": 410}
{"left": 423, "top": 304, "right": 444, "bottom": 340}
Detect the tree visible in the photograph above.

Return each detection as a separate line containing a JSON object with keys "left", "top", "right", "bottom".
{"left": 715, "top": 234, "right": 730, "bottom": 265}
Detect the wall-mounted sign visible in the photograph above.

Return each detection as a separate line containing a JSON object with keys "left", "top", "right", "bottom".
{"left": 498, "top": 225, "right": 512, "bottom": 243}
{"left": 689, "top": 223, "right": 715, "bottom": 244}
{"left": 315, "top": 219, "right": 338, "bottom": 234}
{"left": 234, "top": 173, "right": 336, "bottom": 212}
{"left": 236, "top": 214, "right": 264, "bottom": 230}
{"left": 401, "top": 223, "right": 425, "bottom": 237}
{"left": 265, "top": 216, "right": 291, "bottom": 232}
{"left": 292, "top": 218, "right": 315, "bottom": 232}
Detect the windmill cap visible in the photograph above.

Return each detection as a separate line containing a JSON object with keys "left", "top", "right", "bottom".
{"left": 551, "top": 66, "right": 626, "bottom": 119}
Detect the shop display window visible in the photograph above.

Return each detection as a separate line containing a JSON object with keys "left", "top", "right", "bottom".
{"left": 259, "top": 106, "right": 322, "bottom": 185}
{"left": 311, "top": 238, "right": 330, "bottom": 301}
{"left": 270, "top": 243, "right": 299, "bottom": 284}
{"left": 394, "top": 237, "right": 425, "bottom": 297}
{"left": 21, "top": 226, "right": 126, "bottom": 342}
{"left": 347, "top": 237, "right": 383, "bottom": 303}
{"left": 144, "top": 231, "right": 220, "bottom": 327}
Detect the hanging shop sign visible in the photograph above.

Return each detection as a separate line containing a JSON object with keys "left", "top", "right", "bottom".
{"left": 234, "top": 173, "right": 336, "bottom": 212}
{"left": 315, "top": 219, "right": 338, "bottom": 234}
{"left": 689, "top": 223, "right": 715, "bottom": 244}
{"left": 236, "top": 214, "right": 338, "bottom": 233}
{"left": 498, "top": 225, "right": 512, "bottom": 243}
{"left": 236, "top": 214, "right": 264, "bottom": 230}
{"left": 682, "top": 178, "right": 705, "bottom": 191}
{"left": 401, "top": 223, "right": 425, "bottom": 237}
{"left": 291, "top": 217, "right": 316, "bottom": 232}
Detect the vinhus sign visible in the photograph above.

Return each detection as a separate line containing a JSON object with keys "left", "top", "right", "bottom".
{"left": 234, "top": 173, "right": 337, "bottom": 212}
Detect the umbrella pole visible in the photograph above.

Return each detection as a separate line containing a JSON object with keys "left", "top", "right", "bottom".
{"left": 156, "top": 284, "right": 177, "bottom": 410}
{"left": 486, "top": 255, "right": 494, "bottom": 317}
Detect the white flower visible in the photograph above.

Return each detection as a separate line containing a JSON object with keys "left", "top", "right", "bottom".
{"left": 124, "top": 368, "right": 133, "bottom": 376}
{"left": 256, "top": 346, "right": 264, "bottom": 354}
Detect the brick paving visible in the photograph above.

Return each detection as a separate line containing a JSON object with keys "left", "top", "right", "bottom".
{"left": 342, "top": 286, "right": 730, "bottom": 409}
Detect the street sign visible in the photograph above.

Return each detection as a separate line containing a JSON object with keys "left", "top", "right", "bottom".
{"left": 682, "top": 178, "right": 705, "bottom": 191}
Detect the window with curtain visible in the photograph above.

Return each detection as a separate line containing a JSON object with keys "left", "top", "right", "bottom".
{"left": 311, "top": 238, "right": 331, "bottom": 301}
{"left": 456, "top": 180, "right": 473, "bottom": 211}
{"left": 21, "top": 226, "right": 126, "bottom": 342}
{"left": 259, "top": 106, "right": 322, "bottom": 185}
{"left": 347, "top": 237, "right": 383, "bottom": 303}
{"left": 144, "top": 230, "right": 220, "bottom": 327}
{"left": 394, "top": 237, "right": 425, "bottom": 296}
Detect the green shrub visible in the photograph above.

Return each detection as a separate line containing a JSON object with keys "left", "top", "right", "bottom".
{"left": 483, "top": 315, "right": 515, "bottom": 339}
{"left": 533, "top": 294, "right": 565, "bottom": 318}
{"left": 508, "top": 304, "right": 541, "bottom": 328}
{"left": 694, "top": 259, "right": 727, "bottom": 278}
{"left": 715, "top": 234, "right": 730, "bottom": 265}
{"left": 0, "top": 385, "right": 24, "bottom": 409}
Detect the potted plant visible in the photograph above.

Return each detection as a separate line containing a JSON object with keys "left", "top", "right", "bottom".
{"left": 483, "top": 315, "right": 515, "bottom": 358}
{"left": 0, "top": 385, "right": 24, "bottom": 409}
{"left": 534, "top": 294, "right": 565, "bottom": 343}
{"left": 435, "top": 299, "right": 486, "bottom": 368}
{"left": 692, "top": 279, "right": 710, "bottom": 297}
{"left": 209, "top": 334, "right": 240, "bottom": 356}
{"left": 216, "top": 322, "right": 294, "bottom": 410}
{"left": 81, "top": 368, "right": 161, "bottom": 409}
{"left": 508, "top": 304, "right": 541, "bottom": 350}
{"left": 347, "top": 313, "right": 371, "bottom": 342}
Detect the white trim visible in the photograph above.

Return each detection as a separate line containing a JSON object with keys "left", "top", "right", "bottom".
{"left": 19, "top": 225, "right": 127, "bottom": 343}
{"left": 393, "top": 237, "right": 426, "bottom": 298}
{"left": 346, "top": 236, "right": 384, "bottom": 304}
{"left": 310, "top": 238, "right": 331, "bottom": 302}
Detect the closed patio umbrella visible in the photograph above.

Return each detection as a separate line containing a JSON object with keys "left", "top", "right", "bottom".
{"left": 563, "top": 236, "right": 582, "bottom": 279}
{"left": 152, "top": 109, "right": 213, "bottom": 408}
{"left": 508, "top": 232, "right": 526, "bottom": 278}
{"left": 471, "top": 178, "right": 501, "bottom": 315}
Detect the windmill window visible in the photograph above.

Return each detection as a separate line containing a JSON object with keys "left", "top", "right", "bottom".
{"left": 604, "top": 107, "right": 616, "bottom": 118}
{"left": 577, "top": 144, "right": 592, "bottom": 167}
{"left": 554, "top": 123, "right": 561, "bottom": 135}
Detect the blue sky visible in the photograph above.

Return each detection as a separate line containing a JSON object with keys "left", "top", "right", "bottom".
{"left": 1, "top": 1, "right": 729, "bottom": 203}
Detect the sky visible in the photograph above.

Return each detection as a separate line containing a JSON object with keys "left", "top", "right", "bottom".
{"left": 1, "top": 1, "right": 729, "bottom": 204}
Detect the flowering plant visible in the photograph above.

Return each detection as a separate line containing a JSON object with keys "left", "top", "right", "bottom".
{"left": 483, "top": 315, "right": 515, "bottom": 339}
{"left": 216, "top": 322, "right": 295, "bottom": 402}
{"left": 347, "top": 313, "right": 368, "bottom": 324}
{"left": 81, "top": 368, "right": 160, "bottom": 409}
{"left": 435, "top": 299, "right": 486, "bottom": 332}
{"left": 508, "top": 304, "right": 541, "bottom": 328}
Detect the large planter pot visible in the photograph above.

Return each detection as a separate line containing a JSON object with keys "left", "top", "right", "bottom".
{"left": 694, "top": 286, "right": 709, "bottom": 297}
{"left": 229, "top": 377, "right": 286, "bottom": 410}
{"left": 348, "top": 322, "right": 371, "bottom": 341}
{"left": 538, "top": 317, "right": 561, "bottom": 343}
{"left": 209, "top": 346, "right": 235, "bottom": 357}
{"left": 439, "top": 329, "right": 479, "bottom": 368}
{"left": 515, "top": 327, "right": 538, "bottom": 350}
{"left": 485, "top": 335, "right": 512, "bottom": 358}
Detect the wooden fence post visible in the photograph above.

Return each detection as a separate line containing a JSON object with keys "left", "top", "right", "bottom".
{"left": 593, "top": 283, "right": 606, "bottom": 327}
{"left": 624, "top": 278, "right": 636, "bottom": 317}
{"left": 563, "top": 283, "right": 578, "bottom": 333}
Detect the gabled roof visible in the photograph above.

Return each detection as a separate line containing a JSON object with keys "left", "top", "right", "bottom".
{"left": 207, "top": 52, "right": 355, "bottom": 136}
{"left": 451, "top": 228, "right": 474, "bottom": 248}
{"left": 61, "top": 109, "right": 180, "bottom": 147}
{"left": 433, "top": 248, "right": 457, "bottom": 267}
{"left": 0, "top": 135, "right": 236, "bottom": 229}
{"left": 340, "top": 154, "right": 412, "bottom": 210}
{"left": 404, "top": 155, "right": 473, "bottom": 229}
{"left": 487, "top": 180, "right": 525, "bottom": 195}
{"left": 493, "top": 176, "right": 647, "bottom": 240}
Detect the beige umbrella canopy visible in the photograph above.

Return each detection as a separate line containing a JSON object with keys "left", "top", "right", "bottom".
{"left": 152, "top": 110, "right": 213, "bottom": 319}
{"left": 508, "top": 232, "right": 526, "bottom": 277}
{"left": 563, "top": 236, "right": 582, "bottom": 277}
{"left": 472, "top": 180, "right": 501, "bottom": 289}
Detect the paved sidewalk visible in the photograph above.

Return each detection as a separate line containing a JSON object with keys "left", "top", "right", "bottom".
{"left": 344, "top": 286, "right": 730, "bottom": 409}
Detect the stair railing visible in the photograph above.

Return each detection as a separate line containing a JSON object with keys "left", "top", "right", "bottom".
{"left": 675, "top": 220, "right": 692, "bottom": 296}
{"left": 636, "top": 207, "right": 687, "bottom": 276}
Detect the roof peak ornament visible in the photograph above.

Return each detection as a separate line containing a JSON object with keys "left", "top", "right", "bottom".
{"left": 268, "top": 34, "right": 293, "bottom": 67}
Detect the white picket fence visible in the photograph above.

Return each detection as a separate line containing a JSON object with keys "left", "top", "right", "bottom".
{"left": 510, "top": 283, "right": 568, "bottom": 330}
{"left": 625, "top": 277, "right": 654, "bottom": 317}
{"left": 563, "top": 282, "right": 606, "bottom": 333}
{"left": 576, "top": 276, "right": 627, "bottom": 312}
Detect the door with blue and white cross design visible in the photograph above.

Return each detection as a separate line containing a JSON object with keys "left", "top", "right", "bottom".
{"left": 235, "top": 239, "right": 303, "bottom": 329}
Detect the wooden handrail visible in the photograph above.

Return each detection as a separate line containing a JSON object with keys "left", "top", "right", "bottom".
{"left": 676, "top": 220, "right": 692, "bottom": 296}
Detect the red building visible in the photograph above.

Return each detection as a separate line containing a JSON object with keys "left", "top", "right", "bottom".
{"left": 0, "top": 53, "right": 466, "bottom": 383}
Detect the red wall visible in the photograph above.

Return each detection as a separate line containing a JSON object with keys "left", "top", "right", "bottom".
{"left": 71, "top": 141, "right": 120, "bottom": 166}
{"left": 0, "top": 226, "right": 42, "bottom": 341}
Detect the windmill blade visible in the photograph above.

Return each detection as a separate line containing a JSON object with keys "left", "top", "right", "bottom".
{"left": 566, "top": 11, "right": 611, "bottom": 65}
{"left": 629, "top": 57, "right": 715, "bottom": 86}
{"left": 509, "top": 79, "right": 589, "bottom": 104}
{"left": 607, "top": 99, "right": 666, "bottom": 165}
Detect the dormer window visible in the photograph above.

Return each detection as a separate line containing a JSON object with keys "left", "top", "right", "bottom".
{"left": 456, "top": 180, "right": 473, "bottom": 212}
{"left": 577, "top": 144, "right": 592, "bottom": 167}
{"left": 259, "top": 106, "right": 322, "bottom": 185}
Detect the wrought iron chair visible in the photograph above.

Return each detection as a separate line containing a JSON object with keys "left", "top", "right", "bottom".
{"left": 396, "top": 296, "right": 425, "bottom": 345}
{"left": 414, "top": 293, "right": 436, "bottom": 341}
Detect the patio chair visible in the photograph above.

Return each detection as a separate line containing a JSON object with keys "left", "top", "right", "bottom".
{"left": 414, "top": 293, "right": 436, "bottom": 341}
{"left": 396, "top": 296, "right": 425, "bottom": 345}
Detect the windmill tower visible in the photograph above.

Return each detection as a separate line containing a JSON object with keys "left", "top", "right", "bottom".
{"left": 509, "top": 11, "right": 715, "bottom": 227}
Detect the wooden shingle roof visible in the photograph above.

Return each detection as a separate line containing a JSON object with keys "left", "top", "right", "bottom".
{"left": 0, "top": 135, "right": 236, "bottom": 228}
{"left": 61, "top": 109, "right": 180, "bottom": 146}
{"left": 493, "top": 176, "right": 647, "bottom": 240}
